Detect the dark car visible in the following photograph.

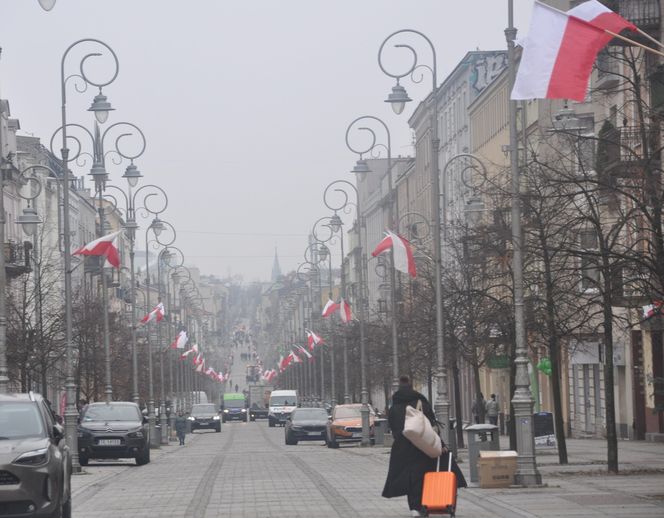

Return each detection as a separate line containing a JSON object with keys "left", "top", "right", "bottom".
{"left": 77, "top": 402, "right": 149, "bottom": 466}
{"left": 188, "top": 404, "right": 221, "bottom": 432}
{"left": 284, "top": 408, "right": 329, "bottom": 445}
{"left": 0, "top": 392, "right": 72, "bottom": 518}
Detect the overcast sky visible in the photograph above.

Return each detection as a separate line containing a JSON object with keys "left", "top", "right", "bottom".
{"left": 0, "top": 0, "right": 533, "bottom": 282}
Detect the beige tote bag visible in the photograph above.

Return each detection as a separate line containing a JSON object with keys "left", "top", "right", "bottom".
{"left": 403, "top": 400, "right": 443, "bottom": 459}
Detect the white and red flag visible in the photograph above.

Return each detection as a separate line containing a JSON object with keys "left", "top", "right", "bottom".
{"left": 306, "top": 330, "right": 324, "bottom": 351}
{"left": 141, "top": 302, "right": 165, "bottom": 325}
{"left": 643, "top": 301, "right": 664, "bottom": 319}
{"left": 322, "top": 299, "right": 339, "bottom": 317}
{"left": 297, "top": 346, "right": 313, "bottom": 362}
{"left": 264, "top": 369, "right": 277, "bottom": 382}
{"left": 511, "top": 0, "right": 636, "bottom": 101}
{"left": 193, "top": 353, "right": 204, "bottom": 366}
{"left": 180, "top": 343, "right": 198, "bottom": 359}
{"left": 289, "top": 351, "right": 302, "bottom": 364}
{"left": 372, "top": 231, "right": 417, "bottom": 278}
{"left": 340, "top": 299, "right": 352, "bottom": 323}
{"left": 170, "top": 330, "right": 189, "bottom": 350}
{"left": 73, "top": 230, "right": 122, "bottom": 269}
{"left": 195, "top": 358, "right": 205, "bottom": 373}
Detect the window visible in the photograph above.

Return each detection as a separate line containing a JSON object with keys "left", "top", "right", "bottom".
{"left": 576, "top": 117, "right": 596, "bottom": 176}
{"left": 580, "top": 229, "right": 600, "bottom": 291}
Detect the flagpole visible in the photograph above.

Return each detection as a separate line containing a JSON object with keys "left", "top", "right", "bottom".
{"left": 507, "top": 0, "right": 541, "bottom": 487}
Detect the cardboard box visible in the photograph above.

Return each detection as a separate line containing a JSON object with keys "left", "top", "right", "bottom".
{"left": 478, "top": 450, "right": 517, "bottom": 488}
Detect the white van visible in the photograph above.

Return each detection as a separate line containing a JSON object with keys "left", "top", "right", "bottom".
{"left": 268, "top": 389, "right": 297, "bottom": 427}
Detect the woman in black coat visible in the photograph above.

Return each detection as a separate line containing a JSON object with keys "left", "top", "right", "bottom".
{"left": 382, "top": 376, "right": 467, "bottom": 516}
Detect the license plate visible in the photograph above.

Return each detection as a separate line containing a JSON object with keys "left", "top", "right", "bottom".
{"left": 199, "top": 421, "right": 208, "bottom": 425}
{"left": 98, "top": 439, "right": 121, "bottom": 446}
{"left": 352, "top": 433, "right": 362, "bottom": 438}
{"left": 307, "top": 431, "right": 321, "bottom": 436}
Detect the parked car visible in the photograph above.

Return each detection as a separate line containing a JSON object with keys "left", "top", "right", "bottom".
{"left": 326, "top": 403, "right": 375, "bottom": 448}
{"left": 188, "top": 403, "right": 221, "bottom": 432}
{"left": 0, "top": 392, "right": 72, "bottom": 518}
{"left": 284, "top": 407, "right": 329, "bottom": 445}
{"left": 77, "top": 402, "right": 150, "bottom": 466}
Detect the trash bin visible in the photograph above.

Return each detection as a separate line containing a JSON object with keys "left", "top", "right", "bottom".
{"left": 373, "top": 418, "right": 387, "bottom": 445}
{"left": 465, "top": 424, "right": 499, "bottom": 483}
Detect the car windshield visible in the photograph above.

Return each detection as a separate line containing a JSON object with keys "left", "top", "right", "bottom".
{"left": 0, "top": 402, "right": 45, "bottom": 439}
{"left": 192, "top": 404, "right": 217, "bottom": 416}
{"left": 270, "top": 396, "right": 296, "bottom": 406}
{"left": 292, "top": 409, "right": 328, "bottom": 421}
{"left": 224, "top": 399, "right": 245, "bottom": 409}
{"left": 334, "top": 406, "right": 361, "bottom": 419}
{"left": 82, "top": 404, "right": 140, "bottom": 422}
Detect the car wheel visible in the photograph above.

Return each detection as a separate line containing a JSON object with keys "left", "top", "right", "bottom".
{"left": 326, "top": 435, "right": 339, "bottom": 449}
{"left": 78, "top": 454, "right": 89, "bottom": 466}
{"left": 250, "top": 416, "right": 256, "bottom": 422}
{"left": 268, "top": 420, "right": 275, "bottom": 428}
{"left": 215, "top": 425, "right": 221, "bottom": 433}
{"left": 135, "top": 447, "right": 150, "bottom": 466}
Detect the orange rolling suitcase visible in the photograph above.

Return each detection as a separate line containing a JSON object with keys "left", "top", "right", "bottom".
{"left": 421, "top": 452, "right": 457, "bottom": 516}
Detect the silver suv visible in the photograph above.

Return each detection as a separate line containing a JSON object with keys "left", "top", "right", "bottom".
{"left": 0, "top": 392, "right": 72, "bottom": 518}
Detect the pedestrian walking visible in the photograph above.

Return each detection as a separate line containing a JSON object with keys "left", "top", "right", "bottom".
{"left": 471, "top": 392, "right": 485, "bottom": 424}
{"left": 382, "top": 376, "right": 466, "bottom": 517}
{"left": 485, "top": 393, "right": 499, "bottom": 426}
{"left": 175, "top": 411, "right": 188, "bottom": 445}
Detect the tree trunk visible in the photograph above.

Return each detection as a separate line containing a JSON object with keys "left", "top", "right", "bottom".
{"left": 541, "top": 232, "right": 569, "bottom": 464}
{"left": 602, "top": 252, "right": 618, "bottom": 473}
{"left": 452, "top": 352, "right": 465, "bottom": 448}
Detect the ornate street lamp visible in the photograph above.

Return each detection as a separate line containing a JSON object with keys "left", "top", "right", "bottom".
{"left": 104, "top": 183, "right": 167, "bottom": 405}
{"left": 377, "top": 29, "right": 450, "bottom": 445}
{"left": 345, "top": 115, "right": 399, "bottom": 396}
{"left": 323, "top": 179, "right": 371, "bottom": 445}
{"left": 53, "top": 38, "right": 119, "bottom": 473}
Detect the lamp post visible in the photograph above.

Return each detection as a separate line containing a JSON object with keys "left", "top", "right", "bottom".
{"left": 312, "top": 217, "right": 339, "bottom": 406}
{"left": 156, "top": 243, "right": 180, "bottom": 444}
{"left": 378, "top": 29, "right": 450, "bottom": 444}
{"left": 506, "top": 0, "right": 541, "bottom": 486}
{"left": 322, "top": 179, "right": 371, "bottom": 445}
{"left": 304, "top": 241, "right": 328, "bottom": 404}
{"left": 54, "top": 38, "right": 119, "bottom": 473}
{"left": 105, "top": 183, "right": 166, "bottom": 405}
{"left": 296, "top": 260, "right": 320, "bottom": 405}
{"left": 162, "top": 246, "right": 185, "bottom": 439}
{"left": 144, "top": 215, "right": 174, "bottom": 448}
{"left": 85, "top": 121, "right": 146, "bottom": 403}
{"left": 345, "top": 116, "right": 399, "bottom": 396}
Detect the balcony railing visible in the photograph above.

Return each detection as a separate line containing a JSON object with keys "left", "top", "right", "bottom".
{"left": 600, "top": 125, "right": 660, "bottom": 176}
{"left": 4, "top": 241, "right": 32, "bottom": 279}
{"left": 602, "top": 0, "right": 661, "bottom": 32}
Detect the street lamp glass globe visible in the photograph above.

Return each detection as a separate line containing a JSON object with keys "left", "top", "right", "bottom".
{"left": 38, "top": 0, "right": 56, "bottom": 10}
{"left": 123, "top": 164, "right": 143, "bottom": 188}
{"left": 318, "top": 244, "right": 329, "bottom": 262}
{"left": 95, "top": 110, "right": 109, "bottom": 124}
{"left": 17, "top": 207, "right": 42, "bottom": 236}
{"left": 384, "top": 83, "right": 411, "bottom": 116}
{"left": 330, "top": 214, "right": 342, "bottom": 233}
{"left": 151, "top": 218, "right": 164, "bottom": 237}
{"left": 391, "top": 101, "right": 406, "bottom": 115}
{"left": 88, "top": 93, "right": 114, "bottom": 124}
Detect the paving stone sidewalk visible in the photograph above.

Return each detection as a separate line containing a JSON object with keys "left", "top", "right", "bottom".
{"left": 70, "top": 422, "right": 664, "bottom": 517}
